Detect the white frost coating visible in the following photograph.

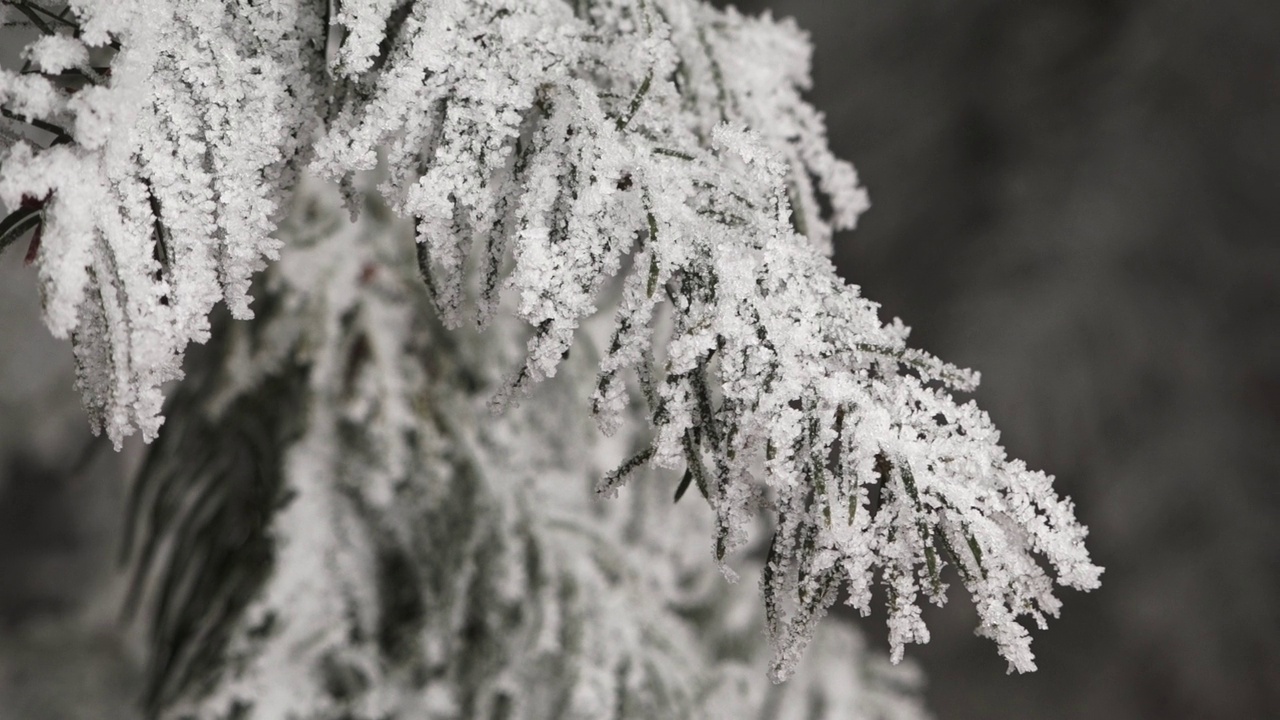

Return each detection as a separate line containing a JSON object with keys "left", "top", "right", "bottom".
{"left": 132, "top": 180, "right": 930, "bottom": 719}
{"left": 24, "top": 35, "right": 90, "bottom": 75}
{"left": 0, "top": 71, "right": 66, "bottom": 120}
{"left": 5, "top": 0, "right": 1100, "bottom": 703}
{"left": 0, "top": 0, "right": 326, "bottom": 446}
{"left": 308, "top": 0, "right": 1099, "bottom": 679}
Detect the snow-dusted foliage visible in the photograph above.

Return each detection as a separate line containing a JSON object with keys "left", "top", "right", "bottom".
{"left": 307, "top": 0, "right": 1101, "bottom": 678}
{"left": 2, "top": 0, "right": 1100, "bottom": 712}
{"left": 0, "top": 0, "right": 326, "bottom": 446}
{"left": 124, "top": 181, "right": 929, "bottom": 719}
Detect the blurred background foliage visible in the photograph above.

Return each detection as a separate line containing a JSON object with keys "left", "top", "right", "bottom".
{"left": 2, "top": 1, "right": 1277, "bottom": 717}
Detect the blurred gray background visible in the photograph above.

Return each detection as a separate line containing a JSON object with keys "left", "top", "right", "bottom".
{"left": 2, "top": 1, "right": 1278, "bottom": 718}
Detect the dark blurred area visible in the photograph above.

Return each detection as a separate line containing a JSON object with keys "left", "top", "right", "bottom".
{"left": 718, "top": 0, "right": 1280, "bottom": 717}
{"left": 0, "top": 248, "right": 141, "bottom": 716}
{"left": 0, "top": 19, "right": 143, "bottom": 718}
{"left": 2, "top": 1, "right": 1277, "bottom": 718}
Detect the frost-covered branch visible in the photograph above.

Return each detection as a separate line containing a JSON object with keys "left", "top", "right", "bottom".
{"left": 307, "top": 0, "right": 1100, "bottom": 677}
{"left": 1, "top": 0, "right": 1100, "bottom": 701}
{"left": 123, "top": 181, "right": 928, "bottom": 719}
{"left": 0, "top": 0, "right": 326, "bottom": 444}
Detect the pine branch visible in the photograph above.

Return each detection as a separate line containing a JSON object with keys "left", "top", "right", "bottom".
{"left": 3, "top": 0, "right": 1100, "bottom": 708}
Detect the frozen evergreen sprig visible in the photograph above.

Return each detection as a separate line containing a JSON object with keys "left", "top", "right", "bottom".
{"left": 2, "top": 0, "right": 1100, "bottom": 692}
{"left": 123, "top": 180, "right": 928, "bottom": 719}
{"left": 0, "top": 0, "right": 326, "bottom": 446}
{"left": 311, "top": 0, "right": 1100, "bottom": 677}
